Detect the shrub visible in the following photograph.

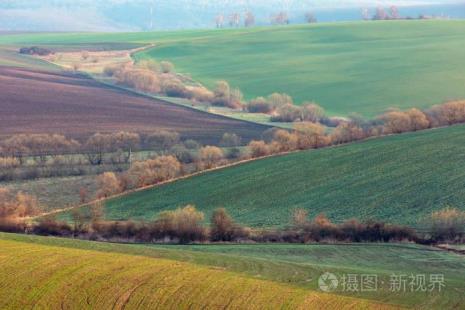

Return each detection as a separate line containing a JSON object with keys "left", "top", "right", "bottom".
{"left": 189, "top": 87, "right": 214, "bottom": 103}
{"left": 220, "top": 133, "right": 242, "bottom": 147}
{"left": 212, "top": 81, "right": 243, "bottom": 109}
{"left": 406, "top": 108, "right": 430, "bottom": 131}
{"left": 210, "top": 208, "right": 248, "bottom": 242}
{"left": 163, "top": 79, "right": 191, "bottom": 98}
{"left": 247, "top": 140, "right": 270, "bottom": 158}
{"left": 117, "top": 68, "right": 161, "bottom": 93}
{"left": 198, "top": 146, "right": 225, "bottom": 169}
{"left": 160, "top": 61, "right": 175, "bottom": 73}
{"left": 183, "top": 139, "right": 201, "bottom": 150}
{"left": 0, "top": 188, "right": 40, "bottom": 219}
{"left": 126, "top": 155, "right": 182, "bottom": 188}
{"left": 156, "top": 205, "right": 207, "bottom": 243}
{"left": 294, "top": 122, "right": 328, "bottom": 149}
{"left": 226, "top": 147, "right": 243, "bottom": 160}
{"left": 271, "top": 104, "right": 302, "bottom": 122}
{"left": 0, "top": 218, "right": 27, "bottom": 233}
{"left": 381, "top": 109, "right": 430, "bottom": 134}
{"left": 33, "top": 216, "right": 73, "bottom": 236}
{"left": 96, "top": 172, "right": 122, "bottom": 199}
{"left": 273, "top": 129, "right": 298, "bottom": 152}
{"left": 169, "top": 144, "right": 196, "bottom": 164}
{"left": 144, "top": 130, "right": 180, "bottom": 150}
{"left": 246, "top": 97, "right": 273, "bottom": 114}
{"left": 301, "top": 102, "right": 325, "bottom": 122}
{"left": 268, "top": 93, "right": 293, "bottom": 108}
{"left": 429, "top": 207, "right": 465, "bottom": 242}
{"left": 331, "top": 123, "right": 365, "bottom": 144}
{"left": 427, "top": 100, "right": 465, "bottom": 126}
{"left": 19, "top": 46, "right": 53, "bottom": 56}
{"left": 291, "top": 208, "right": 310, "bottom": 231}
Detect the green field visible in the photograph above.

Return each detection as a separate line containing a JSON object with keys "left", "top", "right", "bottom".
{"left": 136, "top": 20, "right": 465, "bottom": 116}
{"left": 1, "top": 233, "right": 463, "bottom": 309}
{"left": 2, "top": 20, "right": 465, "bottom": 116}
{"left": 72, "top": 124, "right": 465, "bottom": 227}
{"left": 0, "top": 233, "right": 399, "bottom": 309}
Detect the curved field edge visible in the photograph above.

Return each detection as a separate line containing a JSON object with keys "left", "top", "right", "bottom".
{"left": 0, "top": 237, "right": 396, "bottom": 310}
{"left": 66, "top": 124, "right": 465, "bottom": 227}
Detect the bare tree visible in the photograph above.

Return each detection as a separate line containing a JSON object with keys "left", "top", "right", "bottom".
{"left": 215, "top": 14, "right": 225, "bottom": 28}
{"left": 373, "top": 7, "right": 387, "bottom": 20}
{"left": 244, "top": 11, "right": 255, "bottom": 27}
{"left": 198, "top": 146, "right": 224, "bottom": 169}
{"left": 96, "top": 172, "right": 122, "bottom": 199}
{"left": 361, "top": 8, "right": 370, "bottom": 20}
{"left": 229, "top": 12, "right": 241, "bottom": 27}
{"left": 390, "top": 6, "right": 400, "bottom": 19}
{"left": 305, "top": 12, "right": 317, "bottom": 23}
{"left": 271, "top": 11, "right": 289, "bottom": 25}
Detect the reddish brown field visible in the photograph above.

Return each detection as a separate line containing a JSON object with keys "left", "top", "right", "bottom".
{"left": 0, "top": 66, "right": 268, "bottom": 144}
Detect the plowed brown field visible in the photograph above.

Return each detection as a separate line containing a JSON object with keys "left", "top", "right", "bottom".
{"left": 0, "top": 66, "right": 268, "bottom": 143}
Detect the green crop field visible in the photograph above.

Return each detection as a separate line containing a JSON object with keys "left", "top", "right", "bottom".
{"left": 0, "top": 233, "right": 397, "bottom": 309}
{"left": 2, "top": 20, "right": 465, "bottom": 116}
{"left": 1, "top": 233, "right": 463, "bottom": 309}
{"left": 70, "top": 124, "right": 465, "bottom": 227}
{"left": 136, "top": 20, "right": 465, "bottom": 116}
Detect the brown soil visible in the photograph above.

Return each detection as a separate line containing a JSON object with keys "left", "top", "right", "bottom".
{"left": 0, "top": 66, "right": 268, "bottom": 144}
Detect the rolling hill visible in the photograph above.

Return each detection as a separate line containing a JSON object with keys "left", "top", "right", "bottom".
{"left": 80, "top": 124, "right": 465, "bottom": 227}
{"left": 135, "top": 20, "right": 465, "bottom": 116}
{"left": 0, "top": 233, "right": 397, "bottom": 309}
{"left": 3, "top": 233, "right": 465, "bottom": 309}
{"left": 0, "top": 66, "right": 268, "bottom": 143}
{"left": 2, "top": 21, "right": 465, "bottom": 116}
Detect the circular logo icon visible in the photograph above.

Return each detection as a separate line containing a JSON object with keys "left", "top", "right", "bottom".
{"left": 318, "top": 272, "right": 339, "bottom": 292}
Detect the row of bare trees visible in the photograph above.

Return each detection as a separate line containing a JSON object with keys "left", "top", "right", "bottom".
{"left": 0, "top": 130, "right": 196, "bottom": 168}
{"left": 105, "top": 60, "right": 216, "bottom": 104}
{"left": 1, "top": 185, "right": 462, "bottom": 244}
{"left": 215, "top": 11, "right": 318, "bottom": 28}
{"left": 0, "top": 134, "right": 80, "bottom": 165}
{"left": 247, "top": 101, "right": 465, "bottom": 157}
{"left": 239, "top": 92, "right": 328, "bottom": 123}
{"left": 32, "top": 205, "right": 248, "bottom": 243}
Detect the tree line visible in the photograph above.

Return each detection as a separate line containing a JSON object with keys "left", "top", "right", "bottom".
{"left": 214, "top": 11, "right": 318, "bottom": 29}
{"left": 1, "top": 190, "right": 463, "bottom": 245}
{"left": 104, "top": 58, "right": 465, "bottom": 134}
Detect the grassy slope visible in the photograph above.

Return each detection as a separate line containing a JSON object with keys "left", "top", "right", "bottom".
{"left": 85, "top": 124, "right": 465, "bottom": 227}
{"left": 1, "top": 233, "right": 464, "bottom": 309}
{"left": 2, "top": 21, "right": 465, "bottom": 116}
{"left": 136, "top": 20, "right": 465, "bottom": 116}
{"left": 0, "top": 234, "right": 394, "bottom": 310}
